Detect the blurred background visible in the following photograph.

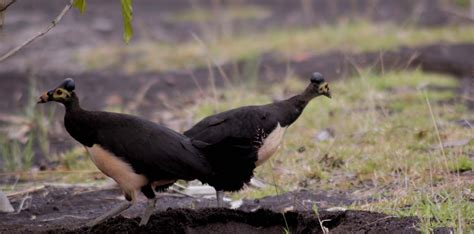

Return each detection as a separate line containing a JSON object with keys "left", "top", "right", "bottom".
{"left": 0, "top": 0, "right": 473, "bottom": 231}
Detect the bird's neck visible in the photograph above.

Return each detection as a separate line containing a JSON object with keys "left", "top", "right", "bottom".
{"left": 64, "top": 93, "right": 82, "bottom": 112}
{"left": 63, "top": 93, "right": 96, "bottom": 147}
{"left": 277, "top": 88, "right": 316, "bottom": 126}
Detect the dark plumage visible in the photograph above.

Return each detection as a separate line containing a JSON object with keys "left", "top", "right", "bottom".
{"left": 184, "top": 72, "right": 331, "bottom": 195}
{"left": 63, "top": 97, "right": 211, "bottom": 182}
{"left": 38, "top": 78, "right": 212, "bottom": 226}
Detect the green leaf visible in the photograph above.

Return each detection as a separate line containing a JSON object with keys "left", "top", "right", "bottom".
{"left": 73, "top": 0, "right": 87, "bottom": 14}
{"left": 121, "top": 0, "right": 133, "bottom": 44}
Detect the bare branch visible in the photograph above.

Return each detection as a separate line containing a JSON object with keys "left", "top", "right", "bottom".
{"left": 0, "top": 0, "right": 74, "bottom": 63}
{"left": 0, "top": 0, "right": 16, "bottom": 12}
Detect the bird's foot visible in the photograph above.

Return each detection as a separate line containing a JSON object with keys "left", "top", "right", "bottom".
{"left": 139, "top": 198, "right": 156, "bottom": 226}
{"left": 86, "top": 202, "right": 131, "bottom": 227}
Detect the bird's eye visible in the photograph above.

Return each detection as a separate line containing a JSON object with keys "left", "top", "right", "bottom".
{"left": 56, "top": 90, "right": 63, "bottom": 95}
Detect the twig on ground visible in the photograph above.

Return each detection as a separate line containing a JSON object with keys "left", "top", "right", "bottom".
{"left": 41, "top": 215, "right": 90, "bottom": 222}
{"left": 15, "top": 194, "right": 32, "bottom": 214}
{"left": 0, "top": 0, "right": 16, "bottom": 12}
{"left": 6, "top": 185, "right": 45, "bottom": 198}
{"left": 0, "top": 0, "right": 74, "bottom": 62}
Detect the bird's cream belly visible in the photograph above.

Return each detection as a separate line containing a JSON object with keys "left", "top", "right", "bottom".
{"left": 86, "top": 145, "right": 148, "bottom": 197}
{"left": 256, "top": 123, "right": 286, "bottom": 166}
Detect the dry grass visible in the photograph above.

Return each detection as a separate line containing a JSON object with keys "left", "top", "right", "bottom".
{"left": 164, "top": 5, "right": 271, "bottom": 23}
{"left": 76, "top": 21, "right": 474, "bottom": 73}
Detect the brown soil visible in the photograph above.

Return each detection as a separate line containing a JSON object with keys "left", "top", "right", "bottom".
{"left": 0, "top": 186, "right": 451, "bottom": 233}
{"left": 65, "top": 209, "right": 421, "bottom": 234}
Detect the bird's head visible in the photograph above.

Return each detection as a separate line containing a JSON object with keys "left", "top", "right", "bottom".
{"left": 38, "top": 78, "right": 76, "bottom": 104}
{"left": 307, "top": 72, "right": 331, "bottom": 99}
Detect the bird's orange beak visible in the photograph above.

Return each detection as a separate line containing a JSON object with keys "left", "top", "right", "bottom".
{"left": 37, "top": 91, "right": 50, "bottom": 104}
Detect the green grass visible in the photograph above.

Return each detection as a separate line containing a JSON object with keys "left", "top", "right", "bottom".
{"left": 448, "top": 154, "right": 474, "bottom": 173}
{"left": 0, "top": 78, "right": 56, "bottom": 173}
{"left": 187, "top": 69, "right": 473, "bottom": 231}
{"left": 0, "top": 135, "right": 34, "bottom": 172}
{"left": 354, "top": 188, "right": 474, "bottom": 232}
{"left": 76, "top": 21, "right": 474, "bottom": 73}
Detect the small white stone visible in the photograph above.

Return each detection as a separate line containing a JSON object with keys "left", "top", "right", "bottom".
{"left": 315, "top": 128, "right": 335, "bottom": 141}
{"left": 249, "top": 177, "right": 268, "bottom": 188}
{"left": 230, "top": 199, "right": 243, "bottom": 209}
{"left": 326, "top": 206, "right": 347, "bottom": 212}
{"left": 184, "top": 185, "right": 216, "bottom": 196}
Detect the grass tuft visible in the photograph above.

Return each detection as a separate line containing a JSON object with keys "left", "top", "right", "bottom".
{"left": 448, "top": 155, "right": 473, "bottom": 173}
{"left": 76, "top": 21, "right": 474, "bottom": 73}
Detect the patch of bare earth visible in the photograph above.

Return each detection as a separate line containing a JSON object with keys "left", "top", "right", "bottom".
{"left": 0, "top": 186, "right": 451, "bottom": 233}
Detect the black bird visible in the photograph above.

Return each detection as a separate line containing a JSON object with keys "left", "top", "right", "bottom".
{"left": 184, "top": 72, "right": 331, "bottom": 205}
{"left": 38, "top": 78, "right": 212, "bottom": 226}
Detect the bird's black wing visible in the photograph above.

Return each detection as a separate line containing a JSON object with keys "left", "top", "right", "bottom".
{"left": 184, "top": 106, "right": 276, "bottom": 147}
{"left": 184, "top": 106, "right": 278, "bottom": 191}
{"left": 92, "top": 112, "right": 212, "bottom": 181}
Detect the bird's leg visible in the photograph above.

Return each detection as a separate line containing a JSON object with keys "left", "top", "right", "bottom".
{"left": 139, "top": 183, "right": 158, "bottom": 226}
{"left": 216, "top": 190, "right": 224, "bottom": 207}
{"left": 139, "top": 198, "right": 156, "bottom": 226}
{"left": 86, "top": 201, "right": 131, "bottom": 227}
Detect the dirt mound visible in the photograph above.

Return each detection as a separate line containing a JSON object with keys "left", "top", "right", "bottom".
{"left": 54, "top": 208, "right": 427, "bottom": 234}
{"left": 0, "top": 186, "right": 358, "bottom": 231}
{"left": 0, "top": 186, "right": 453, "bottom": 233}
